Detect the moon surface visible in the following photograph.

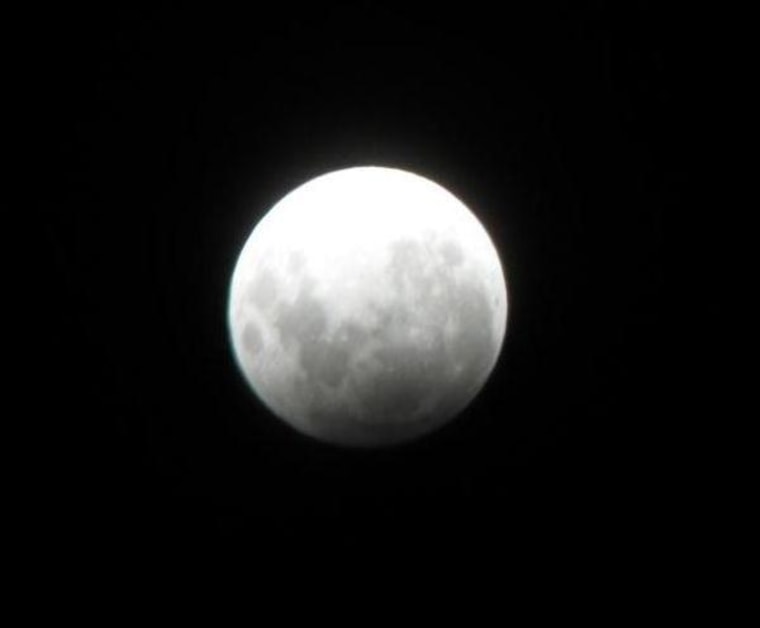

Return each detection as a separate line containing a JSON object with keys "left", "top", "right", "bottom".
{"left": 228, "top": 166, "right": 508, "bottom": 447}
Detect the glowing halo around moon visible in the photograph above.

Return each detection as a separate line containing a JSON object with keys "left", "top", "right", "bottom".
{"left": 228, "top": 166, "right": 508, "bottom": 447}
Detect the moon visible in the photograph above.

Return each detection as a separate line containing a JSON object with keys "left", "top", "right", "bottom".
{"left": 228, "top": 166, "right": 508, "bottom": 447}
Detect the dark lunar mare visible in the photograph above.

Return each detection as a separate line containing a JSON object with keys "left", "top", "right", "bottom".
{"left": 240, "top": 236, "right": 499, "bottom": 445}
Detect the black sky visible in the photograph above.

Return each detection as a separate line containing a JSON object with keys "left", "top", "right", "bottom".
{"left": 39, "top": 2, "right": 675, "bottom": 570}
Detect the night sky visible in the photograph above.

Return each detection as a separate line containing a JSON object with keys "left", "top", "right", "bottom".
{"left": 40, "top": 3, "right": 675, "bottom": 570}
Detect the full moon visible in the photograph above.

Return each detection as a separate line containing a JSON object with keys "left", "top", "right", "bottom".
{"left": 228, "top": 166, "right": 508, "bottom": 447}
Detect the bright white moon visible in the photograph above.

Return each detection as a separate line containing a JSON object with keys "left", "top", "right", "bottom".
{"left": 228, "top": 166, "right": 508, "bottom": 447}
